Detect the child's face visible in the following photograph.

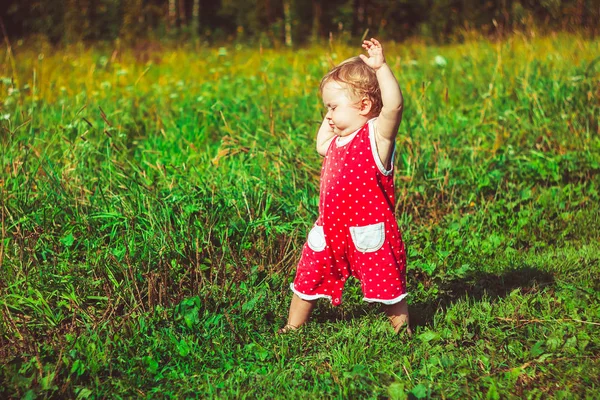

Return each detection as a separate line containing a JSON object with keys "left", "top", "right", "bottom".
{"left": 322, "top": 80, "right": 370, "bottom": 137}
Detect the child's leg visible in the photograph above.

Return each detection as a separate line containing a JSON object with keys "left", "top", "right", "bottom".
{"left": 382, "top": 299, "right": 410, "bottom": 334}
{"left": 280, "top": 293, "right": 316, "bottom": 333}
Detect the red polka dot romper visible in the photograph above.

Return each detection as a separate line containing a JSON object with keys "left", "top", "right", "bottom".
{"left": 291, "top": 119, "right": 407, "bottom": 306}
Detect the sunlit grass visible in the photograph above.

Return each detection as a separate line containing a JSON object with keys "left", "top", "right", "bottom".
{"left": 1, "top": 33, "right": 599, "bottom": 398}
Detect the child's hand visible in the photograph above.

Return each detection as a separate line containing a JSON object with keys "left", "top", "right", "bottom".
{"left": 360, "top": 38, "right": 386, "bottom": 71}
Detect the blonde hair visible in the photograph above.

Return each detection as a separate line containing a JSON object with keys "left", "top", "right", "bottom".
{"left": 319, "top": 56, "right": 382, "bottom": 117}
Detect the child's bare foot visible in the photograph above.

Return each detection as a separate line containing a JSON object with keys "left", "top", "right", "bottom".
{"left": 382, "top": 299, "right": 410, "bottom": 335}
{"left": 277, "top": 324, "right": 299, "bottom": 334}
{"left": 392, "top": 320, "right": 413, "bottom": 336}
{"left": 279, "top": 294, "right": 316, "bottom": 334}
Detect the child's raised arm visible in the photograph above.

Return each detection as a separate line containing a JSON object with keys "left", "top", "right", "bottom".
{"left": 316, "top": 116, "right": 335, "bottom": 156}
{"left": 360, "top": 38, "right": 403, "bottom": 167}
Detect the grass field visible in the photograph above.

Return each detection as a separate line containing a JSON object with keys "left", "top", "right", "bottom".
{"left": 1, "top": 33, "right": 599, "bottom": 398}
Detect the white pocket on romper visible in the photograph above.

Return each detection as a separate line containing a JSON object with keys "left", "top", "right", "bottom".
{"left": 307, "top": 225, "right": 326, "bottom": 252}
{"left": 350, "top": 222, "right": 385, "bottom": 253}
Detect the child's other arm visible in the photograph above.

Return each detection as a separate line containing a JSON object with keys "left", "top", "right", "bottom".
{"left": 316, "top": 116, "right": 335, "bottom": 156}
{"left": 375, "top": 63, "right": 403, "bottom": 140}
{"left": 360, "top": 39, "right": 403, "bottom": 167}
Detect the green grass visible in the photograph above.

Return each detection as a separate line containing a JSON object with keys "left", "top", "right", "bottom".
{"left": 1, "top": 33, "right": 599, "bottom": 398}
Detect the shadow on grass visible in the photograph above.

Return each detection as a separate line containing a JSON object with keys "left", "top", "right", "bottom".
{"left": 308, "top": 266, "right": 555, "bottom": 328}
{"left": 410, "top": 266, "right": 555, "bottom": 328}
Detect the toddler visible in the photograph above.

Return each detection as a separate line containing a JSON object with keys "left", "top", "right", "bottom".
{"left": 281, "top": 39, "right": 409, "bottom": 334}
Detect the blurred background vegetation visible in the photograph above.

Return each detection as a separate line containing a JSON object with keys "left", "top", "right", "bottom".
{"left": 2, "top": 0, "right": 599, "bottom": 46}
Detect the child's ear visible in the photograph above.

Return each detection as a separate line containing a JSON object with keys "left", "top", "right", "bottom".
{"left": 359, "top": 97, "right": 372, "bottom": 116}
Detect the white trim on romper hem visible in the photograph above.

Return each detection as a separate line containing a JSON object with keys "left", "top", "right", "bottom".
{"left": 362, "top": 292, "right": 408, "bottom": 305}
{"left": 290, "top": 283, "right": 333, "bottom": 302}
{"left": 368, "top": 118, "right": 395, "bottom": 176}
